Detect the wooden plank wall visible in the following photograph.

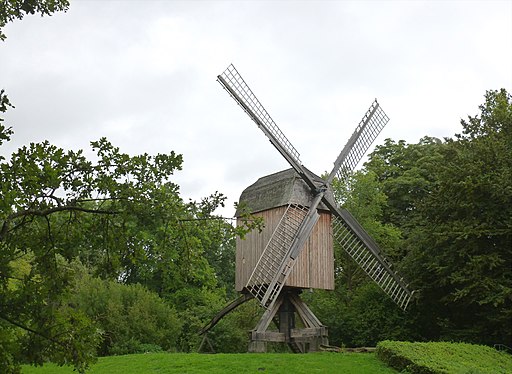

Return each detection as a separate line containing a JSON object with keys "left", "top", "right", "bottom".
{"left": 236, "top": 207, "right": 334, "bottom": 291}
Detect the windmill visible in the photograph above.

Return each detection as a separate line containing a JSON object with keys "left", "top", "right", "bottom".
{"left": 200, "top": 64, "right": 414, "bottom": 353}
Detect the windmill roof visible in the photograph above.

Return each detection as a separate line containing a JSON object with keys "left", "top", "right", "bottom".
{"left": 235, "top": 168, "right": 333, "bottom": 216}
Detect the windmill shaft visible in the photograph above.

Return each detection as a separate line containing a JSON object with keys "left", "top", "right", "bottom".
{"left": 262, "top": 193, "right": 323, "bottom": 309}
{"left": 288, "top": 192, "right": 324, "bottom": 261}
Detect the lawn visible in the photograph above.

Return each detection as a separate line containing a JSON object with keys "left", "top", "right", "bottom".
{"left": 22, "top": 352, "right": 397, "bottom": 374}
{"left": 23, "top": 342, "right": 512, "bottom": 373}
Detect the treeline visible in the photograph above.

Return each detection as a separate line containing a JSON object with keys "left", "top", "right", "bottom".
{"left": 0, "top": 89, "right": 510, "bottom": 374}
{"left": 0, "top": 96, "right": 262, "bottom": 373}
{"left": 305, "top": 88, "right": 512, "bottom": 349}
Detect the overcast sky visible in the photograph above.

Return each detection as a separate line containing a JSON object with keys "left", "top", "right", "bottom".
{"left": 1, "top": 0, "right": 511, "bottom": 216}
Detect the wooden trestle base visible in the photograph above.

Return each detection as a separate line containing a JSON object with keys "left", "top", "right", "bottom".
{"left": 248, "top": 289, "right": 328, "bottom": 353}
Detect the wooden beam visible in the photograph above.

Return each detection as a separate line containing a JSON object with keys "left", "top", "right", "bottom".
{"left": 289, "top": 293, "right": 323, "bottom": 328}
{"left": 250, "top": 331, "right": 286, "bottom": 342}
{"left": 248, "top": 290, "right": 329, "bottom": 352}
{"left": 255, "top": 295, "right": 283, "bottom": 332}
{"left": 290, "top": 327, "right": 328, "bottom": 339}
{"left": 199, "top": 293, "right": 253, "bottom": 335}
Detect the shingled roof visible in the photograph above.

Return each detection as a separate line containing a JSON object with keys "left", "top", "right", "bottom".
{"left": 235, "top": 168, "right": 333, "bottom": 216}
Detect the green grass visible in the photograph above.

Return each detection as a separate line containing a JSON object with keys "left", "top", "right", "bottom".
{"left": 22, "top": 352, "right": 397, "bottom": 373}
{"left": 376, "top": 341, "right": 512, "bottom": 374}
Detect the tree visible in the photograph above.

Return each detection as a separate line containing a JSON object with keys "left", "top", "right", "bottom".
{"left": 0, "top": 1, "right": 266, "bottom": 369}
{"left": 364, "top": 136, "right": 444, "bottom": 235}
{"left": 407, "top": 89, "right": 512, "bottom": 345}
{"left": 0, "top": 0, "right": 69, "bottom": 41}
{"left": 362, "top": 89, "right": 512, "bottom": 346}
{"left": 0, "top": 126, "right": 263, "bottom": 370}
{"left": 0, "top": 128, "right": 185, "bottom": 372}
{"left": 307, "top": 90, "right": 511, "bottom": 348}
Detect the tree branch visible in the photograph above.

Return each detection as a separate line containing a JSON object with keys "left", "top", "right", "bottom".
{"left": 0, "top": 206, "right": 118, "bottom": 241}
{"left": 8, "top": 205, "right": 118, "bottom": 220}
{"left": 0, "top": 313, "right": 67, "bottom": 349}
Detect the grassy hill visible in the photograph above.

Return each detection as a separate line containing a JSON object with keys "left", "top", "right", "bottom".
{"left": 22, "top": 352, "right": 396, "bottom": 374}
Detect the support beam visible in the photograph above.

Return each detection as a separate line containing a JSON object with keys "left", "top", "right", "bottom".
{"left": 248, "top": 289, "right": 328, "bottom": 353}
{"left": 199, "top": 293, "right": 253, "bottom": 335}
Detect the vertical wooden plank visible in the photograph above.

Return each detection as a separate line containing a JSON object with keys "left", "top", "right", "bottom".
{"left": 236, "top": 207, "right": 334, "bottom": 291}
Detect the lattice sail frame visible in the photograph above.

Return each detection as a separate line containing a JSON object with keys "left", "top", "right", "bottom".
{"left": 218, "top": 64, "right": 302, "bottom": 168}
{"left": 218, "top": 64, "right": 414, "bottom": 311}
{"left": 332, "top": 213, "right": 413, "bottom": 310}
{"left": 328, "top": 100, "right": 389, "bottom": 184}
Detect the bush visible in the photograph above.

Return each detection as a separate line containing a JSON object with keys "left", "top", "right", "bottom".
{"left": 167, "top": 286, "right": 227, "bottom": 352}
{"left": 71, "top": 273, "right": 182, "bottom": 356}
{"left": 376, "top": 340, "right": 512, "bottom": 374}
{"left": 109, "top": 340, "right": 163, "bottom": 355}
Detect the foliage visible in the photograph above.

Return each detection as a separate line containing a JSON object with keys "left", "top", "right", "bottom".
{"left": 0, "top": 0, "right": 69, "bottom": 41}
{"left": 167, "top": 286, "right": 226, "bottom": 353}
{"left": 0, "top": 4, "right": 263, "bottom": 367}
{"left": 305, "top": 284, "right": 414, "bottom": 348}
{"left": 407, "top": 90, "right": 510, "bottom": 345}
{"left": 306, "top": 89, "right": 511, "bottom": 349}
{"left": 376, "top": 340, "right": 512, "bottom": 374}
{"left": 0, "top": 114, "right": 263, "bottom": 371}
{"left": 364, "top": 136, "right": 444, "bottom": 235}
{"left": 338, "top": 283, "right": 415, "bottom": 347}
{"left": 22, "top": 352, "right": 398, "bottom": 374}
{"left": 0, "top": 252, "right": 100, "bottom": 374}
{"left": 0, "top": 89, "right": 14, "bottom": 139}
{"left": 0, "top": 125, "right": 186, "bottom": 368}
{"left": 69, "top": 267, "right": 182, "bottom": 356}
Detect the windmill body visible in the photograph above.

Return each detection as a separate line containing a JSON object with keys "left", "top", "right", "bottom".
{"left": 235, "top": 168, "right": 334, "bottom": 292}
{"left": 200, "top": 64, "right": 414, "bottom": 353}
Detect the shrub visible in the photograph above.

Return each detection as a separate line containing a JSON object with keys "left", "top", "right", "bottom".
{"left": 109, "top": 340, "right": 164, "bottom": 355}
{"left": 376, "top": 340, "right": 512, "bottom": 374}
{"left": 71, "top": 273, "right": 182, "bottom": 356}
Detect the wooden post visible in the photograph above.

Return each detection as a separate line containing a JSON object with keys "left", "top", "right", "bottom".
{"left": 248, "top": 339, "right": 267, "bottom": 353}
{"left": 279, "top": 295, "right": 294, "bottom": 340}
{"left": 248, "top": 288, "right": 328, "bottom": 353}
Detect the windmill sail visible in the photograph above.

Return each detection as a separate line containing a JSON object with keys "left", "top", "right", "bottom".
{"left": 217, "top": 65, "right": 301, "bottom": 165}
{"left": 327, "top": 202, "right": 414, "bottom": 311}
{"left": 321, "top": 100, "right": 413, "bottom": 310}
{"left": 327, "top": 100, "right": 389, "bottom": 184}
{"left": 217, "top": 64, "right": 318, "bottom": 191}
